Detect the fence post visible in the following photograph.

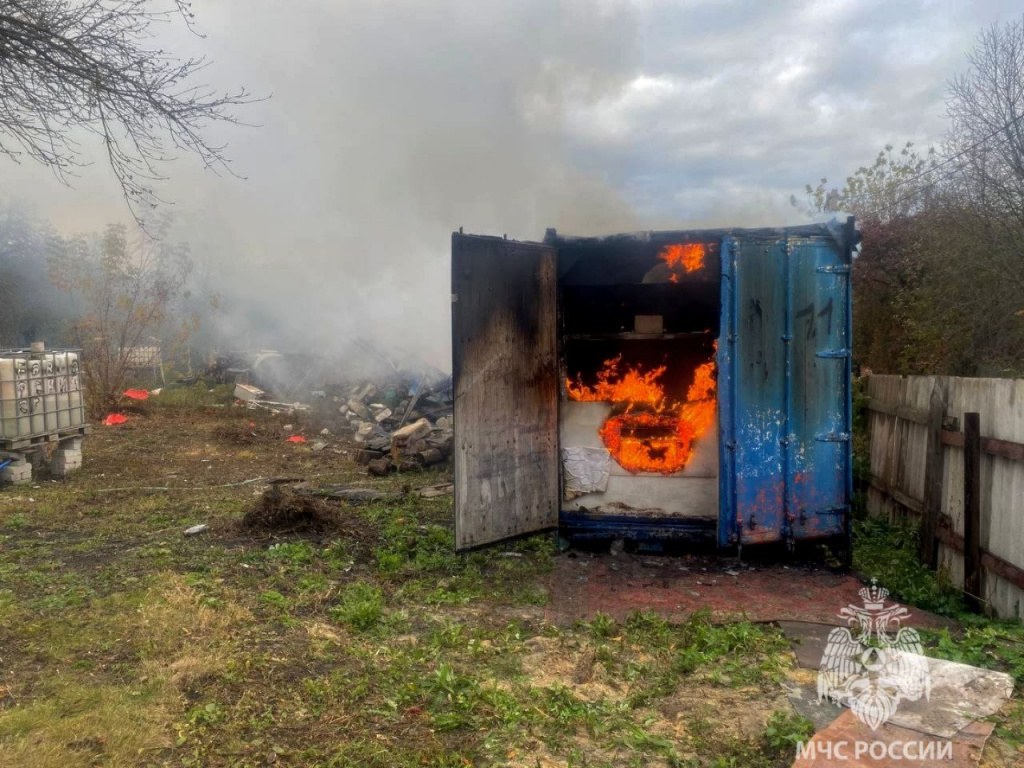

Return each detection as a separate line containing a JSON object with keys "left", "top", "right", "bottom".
{"left": 920, "top": 382, "right": 945, "bottom": 567}
{"left": 963, "top": 412, "right": 983, "bottom": 612}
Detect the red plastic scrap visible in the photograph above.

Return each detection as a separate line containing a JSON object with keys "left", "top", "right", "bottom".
{"left": 102, "top": 413, "right": 128, "bottom": 426}
{"left": 123, "top": 389, "right": 149, "bottom": 401}
{"left": 285, "top": 435, "right": 307, "bottom": 443}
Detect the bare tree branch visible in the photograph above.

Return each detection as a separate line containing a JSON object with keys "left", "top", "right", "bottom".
{"left": 0, "top": 0, "right": 262, "bottom": 226}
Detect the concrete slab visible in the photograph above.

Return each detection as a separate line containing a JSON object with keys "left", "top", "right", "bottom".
{"left": 885, "top": 656, "right": 1014, "bottom": 739}
{"left": 778, "top": 621, "right": 834, "bottom": 669}
{"left": 783, "top": 675, "right": 845, "bottom": 731}
{"left": 792, "top": 709, "right": 994, "bottom": 768}
{"left": 777, "top": 622, "right": 1014, "bottom": 740}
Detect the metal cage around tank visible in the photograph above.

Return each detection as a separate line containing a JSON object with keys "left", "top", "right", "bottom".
{"left": 0, "top": 347, "right": 88, "bottom": 449}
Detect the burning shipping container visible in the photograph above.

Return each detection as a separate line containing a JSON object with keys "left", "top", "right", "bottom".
{"left": 451, "top": 220, "right": 858, "bottom": 558}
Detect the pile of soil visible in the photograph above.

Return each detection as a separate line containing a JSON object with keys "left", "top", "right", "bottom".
{"left": 212, "top": 419, "right": 284, "bottom": 446}
{"left": 241, "top": 486, "right": 340, "bottom": 532}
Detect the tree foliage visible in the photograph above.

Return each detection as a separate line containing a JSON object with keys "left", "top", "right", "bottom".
{"left": 0, "top": 0, "right": 256, "bottom": 222}
{"left": 807, "top": 17, "right": 1024, "bottom": 376}
{"left": 0, "top": 202, "right": 77, "bottom": 347}
{"left": 49, "top": 216, "right": 197, "bottom": 412}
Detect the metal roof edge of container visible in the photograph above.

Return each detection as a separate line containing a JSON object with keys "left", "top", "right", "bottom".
{"left": 542, "top": 217, "right": 859, "bottom": 253}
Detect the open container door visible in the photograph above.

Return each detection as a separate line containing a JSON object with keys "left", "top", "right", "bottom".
{"left": 451, "top": 233, "right": 560, "bottom": 550}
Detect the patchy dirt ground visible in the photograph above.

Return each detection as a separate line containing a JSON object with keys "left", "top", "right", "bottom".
{"left": 0, "top": 399, "right": 1020, "bottom": 767}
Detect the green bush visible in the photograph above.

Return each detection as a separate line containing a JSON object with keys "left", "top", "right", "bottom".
{"left": 853, "top": 517, "right": 965, "bottom": 616}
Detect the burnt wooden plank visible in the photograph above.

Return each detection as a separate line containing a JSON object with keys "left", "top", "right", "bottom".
{"left": 560, "top": 283, "right": 719, "bottom": 335}
{"left": 564, "top": 331, "right": 714, "bottom": 341}
{"left": 451, "top": 234, "right": 559, "bottom": 550}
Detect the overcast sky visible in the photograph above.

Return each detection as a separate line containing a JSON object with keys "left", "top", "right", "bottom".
{"left": 2, "top": 0, "right": 1020, "bottom": 365}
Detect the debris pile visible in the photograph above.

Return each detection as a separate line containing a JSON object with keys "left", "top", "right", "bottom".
{"left": 211, "top": 345, "right": 453, "bottom": 473}
{"left": 341, "top": 375, "right": 454, "bottom": 475}
{"left": 234, "top": 382, "right": 311, "bottom": 416}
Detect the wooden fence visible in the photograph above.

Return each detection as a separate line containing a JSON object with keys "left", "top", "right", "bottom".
{"left": 866, "top": 375, "right": 1024, "bottom": 621}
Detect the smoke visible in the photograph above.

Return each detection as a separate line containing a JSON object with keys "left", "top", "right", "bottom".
{"left": 3, "top": 0, "right": 1010, "bottom": 371}
{"left": 155, "top": 0, "right": 658, "bottom": 370}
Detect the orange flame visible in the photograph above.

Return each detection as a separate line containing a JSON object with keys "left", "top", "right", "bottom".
{"left": 659, "top": 243, "right": 706, "bottom": 283}
{"left": 567, "top": 348, "right": 717, "bottom": 474}
{"left": 565, "top": 356, "right": 665, "bottom": 406}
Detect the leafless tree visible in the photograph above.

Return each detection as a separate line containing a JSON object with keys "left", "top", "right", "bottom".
{"left": 0, "top": 1, "right": 257, "bottom": 222}
{"left": 946, "top": 17, "right": 1024, "bottom": 241}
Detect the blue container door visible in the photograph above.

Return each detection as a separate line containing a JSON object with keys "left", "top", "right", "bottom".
{"left": 788, "top": 237, "right": 849, "bottom": 541}
{"left": 718, "top": 234, "right": 850, "bottom": 548}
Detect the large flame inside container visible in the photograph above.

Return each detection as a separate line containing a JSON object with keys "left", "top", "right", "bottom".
{"left": 567, "top": 351, "right": 717, "bottom": 474}
{"left": 659, "top": 243, "right": 706, "bottom": 282}
{"left": 565, "top": 356, "right": 666, "bottom": 406}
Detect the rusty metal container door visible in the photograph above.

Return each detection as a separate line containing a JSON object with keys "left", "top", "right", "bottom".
{"left": 787, "top": 236, "right": 850, "bottom": 542}
{"left": 451, "top": 233, "right": 560, "bottom": 550}
{"left": 718, "top": 233, "right": 851, "bottom": 549}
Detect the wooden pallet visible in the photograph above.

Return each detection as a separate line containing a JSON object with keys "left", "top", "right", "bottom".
{"left": 0, "top": 425, "right": 91, "bottom": 451}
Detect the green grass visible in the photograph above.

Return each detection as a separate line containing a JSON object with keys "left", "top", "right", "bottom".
{"left": 366, "top": 495, "right": 556, "bottom": 606}
{"left": 854, "top": 514, "right": 1024, "bottom": 746}
{"left": 614, "top": 610, "right": 791, "bottom": 708}
{"left": 682, "top": 711, "right": 816, "bottom": 768}
{"left": 20, "top": 399, "right": 1020, "bottom": 767}
{"left": 853, "top": 516, "right": 966, "bottom": 616}
{"left": 332, "top": 581, "right": 386, "bottom": 631}
{"left": 146, "top": 382, "right": 235, "bottom": 410}
{"left": 922, "top": 615, "right": 1024, "bottom": 685}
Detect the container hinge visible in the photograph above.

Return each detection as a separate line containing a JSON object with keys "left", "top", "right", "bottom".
{"left": 781, "top": 334, "right": 793, "bottom": 342}
{"left": 815, "top": 432, "right": 850, "bottom": 443}
{"left": 726, "top": 440, "right": 737, "bottom": 450}
{"left": 816, "top": 348, "right": 851, "bottom": 358}
{"left": 727, "top": 333, "right": 738, "bottom": 342}
{"left": 817, "top": 265, "right": 851, "bottom": 274}
{"left": 779, "top": 436, "right": 791, "bottom": 446}
{"left": 819, "top": 505, "right": 850, "bottom": 516}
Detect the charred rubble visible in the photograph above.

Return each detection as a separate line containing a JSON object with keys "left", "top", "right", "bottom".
{"left": 209, "top": 347, "right": 454, "bottom": 474}
{"left": 342, "top": 377, "right": 454, "bottom": 475}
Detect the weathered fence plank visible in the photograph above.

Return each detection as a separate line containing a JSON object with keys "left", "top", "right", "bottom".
{"left": 941, "top": 429, "right": 1024, "bottom": 462}
{"left": 866, "top": 399, "right": 929, "bottom": 425}
{"left": 963, "top": 412, "right": 982, "bottom": 612}
{"left": 866, "top": 375, "right": 1024, "bottom": 622}
{"left": 936, "top": 514, "right": 1024, "bottom": 591}
{"left": 920, "top": 382, "right": 945, "bottom": 567}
